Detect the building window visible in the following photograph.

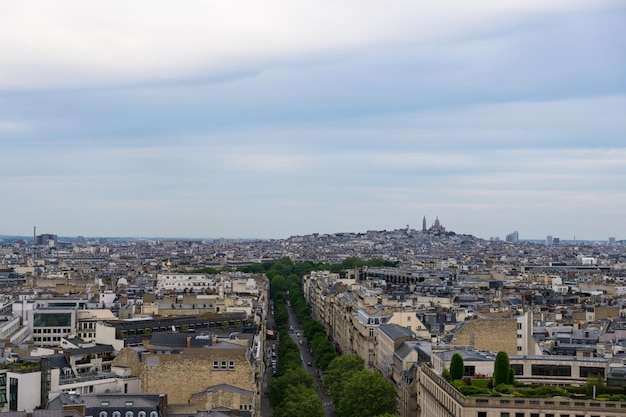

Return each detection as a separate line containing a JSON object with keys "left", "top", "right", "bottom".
{"left": 478, "top": 412, "right": 487, "bottom": 417}
{"left": 99, "top": 412, "right": 108, "bottom": 417}
{"left": 511, "top": 364, "right": 524, "bottom": 375}
{"left": 126, "top": 411, "right": 134, "bottom": 417}
{"left": 112, "top": 411, "right": 121, "bottom": 417}
{"left": 228, "top": 361, "right": 235, "bottom": 370}
{"left": 9, "top": 377, "right": 18, "bottom": 411}
{"left": 515, "top": 413, "right": 524, "bottom": 417}
{"left": 138, "top": 412, "right": 146, "bottom": 417}
{"left": 221, "top": 361, "right": 227, "bottom": 370}
{"left": 501, "top": 413, "right": 510, "bottom": 417}
{"left": 531, "top": 364, "right": 571, "bottom": 377}
{"left": 517, "top": 323, "right": 522, "bottom": 330}
{"left": 579, "top": 367, "right": 605, "bottom": 378}
{"left": 369, "top": 329, "right": 374, "bottom": 337}
{"left": 150, "top": 411, "right": 159, "bottom": 417}
{"left": 213, "top": 361, "right": 219, "bottom": 370}
{"left": 517, "top": 346, "right": 523, "bottom": 351}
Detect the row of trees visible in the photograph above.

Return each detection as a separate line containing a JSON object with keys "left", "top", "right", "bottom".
{"left": 266, "top": 330, "right": 325, "bottom": 417}
{"left": 265, "top": 262, "right": 326, "bottom": 417}
{"left": 448, "top": 351, "right": 514, "bottom": 385}
{"left": 240, "top": 255, "right": 398, "bottom": 278}
{"left": 262, "top": 257, "right": 398, "bottom": 417}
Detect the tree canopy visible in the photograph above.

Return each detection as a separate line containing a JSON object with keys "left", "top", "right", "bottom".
{"left": 266, "top": 368, "right": 313, "bottom": 408}
{"left": 336, "top": 369, "right": 397, "bottom": 417}
{"left": 272, "top": 384, "right": 325, "bottom": 417}
{"left": 323, "top": 354, "right": 365, "bottom": 403}
{"left": 450, "top": 353, "right": 464, "bottom": 380}
{"left": 493, "top": 351, "right": 511, "bottom": 386}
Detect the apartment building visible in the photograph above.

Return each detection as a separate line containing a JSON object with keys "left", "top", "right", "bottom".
{"left": 376, "top": 323, "right": 416, "bottom": 379}
{"left": 418, "top": 364, "right": 626, "bottom": 417}
{"left": 112, "top": 339, "right": 260, "bottom": 417}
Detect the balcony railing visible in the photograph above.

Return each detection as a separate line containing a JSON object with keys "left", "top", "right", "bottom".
{"left": 58, "top": 372, "right": 134, "bottom": 386}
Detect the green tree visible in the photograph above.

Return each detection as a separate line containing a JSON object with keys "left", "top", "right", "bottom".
{"left": 270, "top": 275, "right": 288, "bottom": 294}
{"left": 266, "top": 368, "right": 313, "bottom": 407}
{"left": 493, "top": 351, "right": 511, "bottom": 386}
{"left": 450, "top": 353, "right": 464, "bottom": 380}
{"left": 337, "top": 369, "right": 397, "bottom": 417}
{"left": 583, "top": 373, "right": 606, "bottom": 397}
{"left": 508, "top": 367, "right": 515, "bottom": 384}
{"left": 272, "top": 385, "right": 325, "bottom": 417}
{"left": 323, "top": 354, "right": 365, "bottom": 402}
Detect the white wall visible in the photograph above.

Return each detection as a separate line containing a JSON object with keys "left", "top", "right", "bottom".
{"left": 8, "top": 370, "right": 41, "bottom": 412}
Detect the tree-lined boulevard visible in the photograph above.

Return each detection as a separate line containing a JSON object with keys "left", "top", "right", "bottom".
{"left": 257, "top": 257, "right": 397, "bottom": 417}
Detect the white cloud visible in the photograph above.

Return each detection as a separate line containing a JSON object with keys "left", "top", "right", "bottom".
{"left": 0, "top": 121, "right": 30, "bottom": 133}
{"left": 0, "top": 0, "right": 619, "bottom": 90}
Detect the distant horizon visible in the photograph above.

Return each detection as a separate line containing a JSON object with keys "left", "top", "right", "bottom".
{"left": 0, "top": 227, "right": 621, "bottom": 244}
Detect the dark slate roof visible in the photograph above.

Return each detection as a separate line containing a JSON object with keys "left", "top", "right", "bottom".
{"left": 47, "top": 393, "right": 163, "bottom": 414}
{"left": 437, "top": 349, "right": 496, "bottom": 362}
{"left": 167, "top": 411, "right": 230, "bottom": 417}
{"left": 66, "top": 344, "right": 114, "bottom": 356}
{"left": 151, "top": 332, "right": 191, "bottom": 348}
{"left": 208, "top": 341, "right": 245, "bottom": 350}
{"left": 64, "top": 337, "right": 87, "bottom": 347}
{"left": 379, "top": 323, "right": 415, "bottom": 340}
{"left": 33, "top": 410, "right": 84, "bottom": 417}
{"left": 393, "top": 340, "right": 420, "bottom": 361}
{"left": 23, "top": 354, "right": 71, "bottom": 372}
{"left": 150, "top": 332, "right": 215, "bottom": 348}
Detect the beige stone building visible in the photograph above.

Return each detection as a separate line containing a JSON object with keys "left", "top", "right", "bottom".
{"left": 450, "top": 318, "right": 517, "bottom": 355}
{"left": 376, "top": 323, "right": 416, "bottom": 379}
{"left": 112, "top": 341, "right": 260, "bottom": 416}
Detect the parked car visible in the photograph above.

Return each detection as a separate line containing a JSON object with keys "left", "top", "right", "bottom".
{"left": 307, "top": 361, "right": 312, "bottom": 367}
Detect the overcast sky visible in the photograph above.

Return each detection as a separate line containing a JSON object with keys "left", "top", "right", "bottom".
{"left": 1, "top": 0, "right": 625, "bottom": 240}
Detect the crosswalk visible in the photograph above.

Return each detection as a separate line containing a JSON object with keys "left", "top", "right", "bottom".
{"left": 322, "top": 401, "right": 333, "bottom": 406}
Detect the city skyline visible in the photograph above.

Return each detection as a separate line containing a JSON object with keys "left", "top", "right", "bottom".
{"left": 0, "top": 221, "right": 620, "bottom": 243}
{"left": 1, "top": 1, "right": 625, "bottom": 241}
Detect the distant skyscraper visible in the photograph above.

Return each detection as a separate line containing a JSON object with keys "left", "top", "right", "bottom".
{"left": 505, "top": 231, "right": 519, "bottom": 242}
{"left": 546, "top": 235, "right": 553, "bottom": 245}
{"left": 35, "top": 233, "right": 57, "bottom": 247}
{"left": 422, "top": 216, "right": 427, "bottom": 232}
{"left": 609, "top": 237, "right": 616, "bottom": 245}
